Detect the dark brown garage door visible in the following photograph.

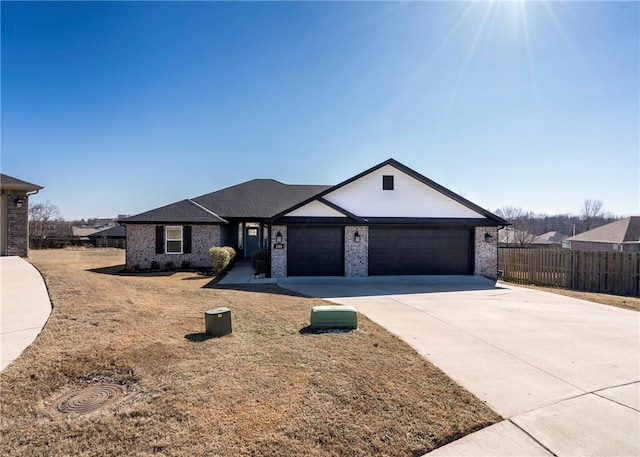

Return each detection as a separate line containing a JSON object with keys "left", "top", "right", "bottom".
{"left": 288, "top": 226, "right": 344, "bottom": 276}
{"left": 369, "top": 227, "right": 472, "bottom": 275}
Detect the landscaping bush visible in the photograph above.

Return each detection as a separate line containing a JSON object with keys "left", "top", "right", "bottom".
{"left": 164, "top": 261, "right": 175, "bottom": 271}
{"left": 180, "top": 260, "right": 191, "bottom": 270}
{"left": 222, "top": 246, "right": 236, "bottom": 262}
{"left": 150, "top": 261, "right": 160, "bottom": 270}
{"left": 209, "top": 247, "right": 231, "bottom": 275}
{"left": 251, "top": 249, "right": 269, "bottom": 274}
{"left": 255, "top": 259, "right": 267, "bottom": 275}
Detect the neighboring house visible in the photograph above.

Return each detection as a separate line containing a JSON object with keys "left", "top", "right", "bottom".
{"left": 564, "top": 216, "right": 640, "bottom": 252}
{"left": 120, "top": 159, "right": 509, "bottom": 279}
{"left": 0, "top": 174, "right": 43, "bottom": 257}
{"left": 529, "top": 231, "right": 568, "bottom": 249}
{"left": 498, "top": 227, "right": 535, "bottom": 247}
{"left": 88, "top": 225, "right": 126, "bottom": 248}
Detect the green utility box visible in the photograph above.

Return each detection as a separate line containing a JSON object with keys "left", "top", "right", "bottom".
{"left": 310, "top": 305, "right": 358, "bottom": 330}
{"left": 205, "top": 307, "right": 232, "bottom": 337}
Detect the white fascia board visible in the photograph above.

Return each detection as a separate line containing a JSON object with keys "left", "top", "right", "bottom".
{"left": 284, "top": 199, "right": 347, "bottom": 218}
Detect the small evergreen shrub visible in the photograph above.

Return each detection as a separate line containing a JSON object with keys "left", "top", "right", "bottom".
{"left": 164, "top": 261, "right": 175, "bottom": 271}
{"left": 209, "top": 247, "right": 231, "bottom": 274}
{"left": 251, "top": 249, "right": 269, "bottom": 273}
{"left": 181, "top": 260, "right": 191, "bottom": 269}
{"left": 255, "top": 259, "right": 267, "bottom": 275}
{"left": 150, "top": 261, "right": 160, "bottom": 270}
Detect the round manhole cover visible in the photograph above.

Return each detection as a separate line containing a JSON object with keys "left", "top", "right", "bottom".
{"left": 53, "top": 384, "right": 125, "bottom": 414}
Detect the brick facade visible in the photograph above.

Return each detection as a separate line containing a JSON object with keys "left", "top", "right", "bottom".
{"left": 125, "top": 224, "right": 223, "bottom": 270}
{"left": 474, "top": 226, "right": 498, "bottom": 280}
{"left": 569, "top": 240, "right": 638, "bottom": 252}
{"left": 344, "top": 226, "right": 368, "bottom": 277}
{"left": 2, "top": 190, "right": 30, "bottom": 257}
{"left": 270, "top": 225, "right": 287, "bottom": 278}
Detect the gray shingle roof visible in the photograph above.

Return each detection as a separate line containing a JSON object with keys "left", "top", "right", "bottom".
{"left": 0, "top": 173, "right": 43, "bottom": 191}
{"left": 531, "top": 231, "right": 568, "bottom": 244}
{"left": 566, "top": 217, "right": 640, "bottom": 243}
{"left": 123, "top": 179, "right": 331, "bottom": 224}
{"left": 88, "top": 225, "right": 126, "bottom": 238}
{"left": 192, "top": 179, "right": 330, "bottom": 219}
{"left": 121, "top": 199, "right": 227, "bottom": 224}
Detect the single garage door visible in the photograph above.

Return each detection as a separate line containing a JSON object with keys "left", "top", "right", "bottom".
{"left": 288, "top": 226, "right": 344, "bottom": 276}
{"left": 369, "top": 227, "right": 472, "bottom": 275}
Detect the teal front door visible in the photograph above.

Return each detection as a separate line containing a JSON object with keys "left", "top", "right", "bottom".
{"left": 244, "top": 225, "right": 260, "bottom": 258}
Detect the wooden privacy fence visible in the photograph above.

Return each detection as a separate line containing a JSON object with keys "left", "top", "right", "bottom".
{"left": 498, "top": 248, "right": 640, "bottom": 296}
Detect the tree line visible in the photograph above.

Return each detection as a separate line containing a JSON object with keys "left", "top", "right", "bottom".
{"left": 495, "top": 199, "right": 622, "bottom": 246}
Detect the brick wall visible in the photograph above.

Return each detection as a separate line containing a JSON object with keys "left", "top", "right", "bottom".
{"left": 474, "top": 226, "right": 498, "bottom": 280}
{"left": 270, "top": 225, "right": 287, "bottom": 278}
{"left": 125, "top": 224, "right": 222, "bottom": 270}
{"left": 344, "top": 225, "right": 368, "bottom": 277}
{"left": 569, "top": 240, "right": 631, "bottom": 252}
{"left": 4, "top": 191, "right": 30, "bottom": 257}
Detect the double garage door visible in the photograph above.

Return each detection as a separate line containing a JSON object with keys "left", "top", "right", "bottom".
{"left": 287, "top": 225, "right": 473, "bottom": 276}
{"left": 368, "top": 227, "right": 473, "bottom": 275}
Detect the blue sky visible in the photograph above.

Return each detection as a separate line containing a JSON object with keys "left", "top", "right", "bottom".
{"left": 2, "top": 1, "right": 638, "bottom": 220}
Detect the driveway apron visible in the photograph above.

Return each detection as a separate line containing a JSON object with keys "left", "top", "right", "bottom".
{"left": 279, "top": 276, "right": 640, "bottom": 456}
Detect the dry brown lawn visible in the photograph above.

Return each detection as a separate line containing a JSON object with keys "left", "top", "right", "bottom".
{"left": 1, "top": 249, "right": 499, "bottom": 457}
{"left": 499, "top": 281, "right": 640, "bottom": 312}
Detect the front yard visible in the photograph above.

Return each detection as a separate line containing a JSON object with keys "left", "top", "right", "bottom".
{"left": 0, "top": 249, "right": 499, "bottom": 456}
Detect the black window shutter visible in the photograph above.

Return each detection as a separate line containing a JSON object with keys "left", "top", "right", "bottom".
{"left": 183, "top": 226, "right": 192, "bottom": 254}
{"left": 155, "top": 226, "right": 165, "bottom": 254}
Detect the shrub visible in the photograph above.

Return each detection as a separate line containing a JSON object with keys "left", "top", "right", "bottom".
{"left": 164, "top": 261, "right": 175, "bottom": 271}
{"left": 251, "top": 249, "right": 269, "bottom": 274}
{"left": 150, "top": 261, "right": 160, "bottom": 270}
{"left": 181, "top": 260, "right": 191, "bottom": 270}
{"left": 255, "top": 259, "right": 267, "bottom": 275}
{"left": 222, "top": 246, "right": 236, "bottom": 261}
{"left": 209, "top": 247, "right": 231, "bottom": 274}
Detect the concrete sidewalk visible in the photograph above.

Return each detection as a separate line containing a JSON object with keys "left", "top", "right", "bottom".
{"left": 0, "top": 256, "right": 52, "bottom": 371}
{"left": 279, "top": 276, "right": 640, "bottom": 457}
{"left": 217, "top": 260, "right": 277, "bottom": 285}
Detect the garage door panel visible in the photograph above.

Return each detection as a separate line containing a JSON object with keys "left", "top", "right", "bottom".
{"left": 288, "top": 226, "right": 343, "bottom": 276}
{"left": 369, "top": 227, "right": 472, "bottom": 275}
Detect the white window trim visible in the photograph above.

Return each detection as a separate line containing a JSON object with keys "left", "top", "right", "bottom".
{"left": 166, "top": 226, "right": 183, "bottom": 254}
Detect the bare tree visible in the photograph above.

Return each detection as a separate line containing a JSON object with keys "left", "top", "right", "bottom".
{"left": 495, "top": 206, "right": 536, "bottom": 247}
{"left": 29, "top": 200, "right": 64, "bottom": 248}
{"left": 579, "top": 199, "right": 604, "bottom": 231}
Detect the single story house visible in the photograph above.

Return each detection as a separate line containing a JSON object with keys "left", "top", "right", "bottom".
{"left": 87, "top": 225, "right": 126, "bottom": 248}
{"left": 120, "top": 159, "right": 509, "bottom": 279}
{"left": 0, "top": 174, "right": 43, "bottom": 257}
{"left": 564, "top": 217, "right": 640, "bottom": 252}
{"left": 529, "top": 231, "right": 567, "bottom": 249}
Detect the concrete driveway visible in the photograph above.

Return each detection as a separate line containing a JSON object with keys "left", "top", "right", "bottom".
{"left": 279, "top": 276, "right": 640, "bottom": 456}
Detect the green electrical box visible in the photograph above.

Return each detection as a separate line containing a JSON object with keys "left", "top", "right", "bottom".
{"left": 310, "top": 305, "right": 358, "bottom": 330}
{"left": 205, "top": 307, "right": 232, "bottom": 337}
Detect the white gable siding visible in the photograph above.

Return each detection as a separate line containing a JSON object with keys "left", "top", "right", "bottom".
{"left": 285, "top": 200, "right": 347, "bottom": 217}
{"left": 324, "top": 165, "right": 484, "bottom": 218}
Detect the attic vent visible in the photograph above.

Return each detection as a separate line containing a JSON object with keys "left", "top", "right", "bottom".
{"left": 382, "top": 175, "right": 394, "bottom": 191}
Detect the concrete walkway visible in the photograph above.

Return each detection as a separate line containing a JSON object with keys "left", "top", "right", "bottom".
{"left": 0, "top": 256, "right": 52, "bottom": 371}
{"left": 217, "top": 260, "right": 277, "bottom": 285}
{"left": 279, "top": 276, "right": 640, "bottom": 457}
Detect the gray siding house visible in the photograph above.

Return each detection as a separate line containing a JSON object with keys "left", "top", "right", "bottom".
{"left": 121, "top": 159, "right": 509, "bottom": 279}
{"left": 0, "top": 174, "right": 43, "bottom": 257}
